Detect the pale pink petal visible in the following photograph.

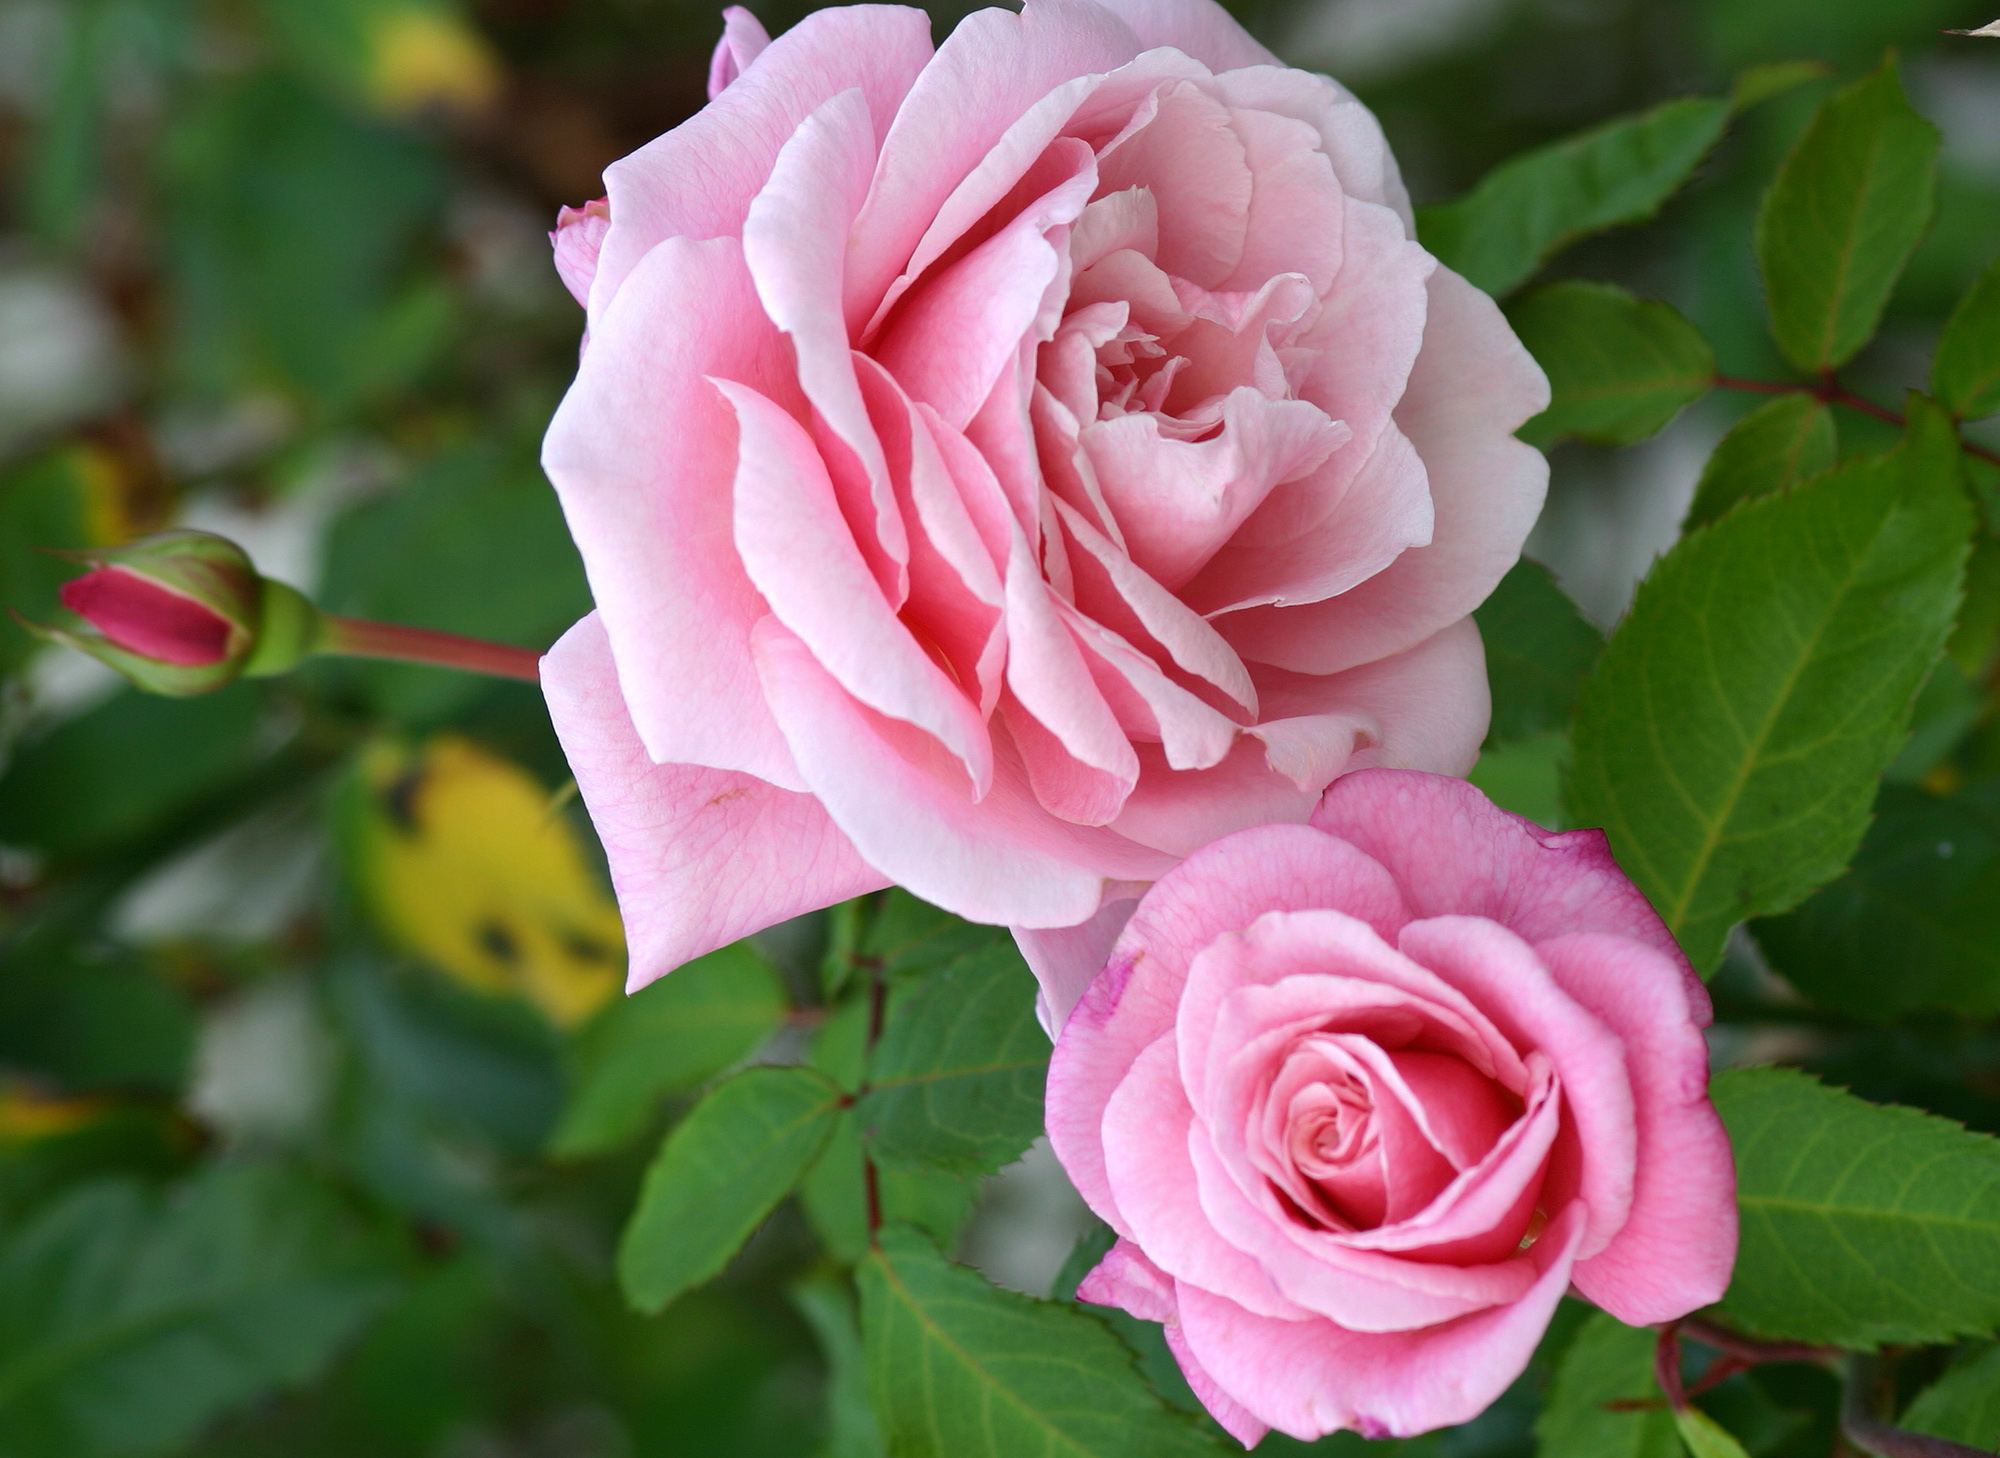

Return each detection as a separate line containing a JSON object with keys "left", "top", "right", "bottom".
{"left": 592, "top": 5, "right": 932, "bottom": 317}
{"left": 752, "top": 618, "right": 1175, "bottom": 929}
{"left": 1084, "top": 388, "right": 1351, "bottom": 592}
{"left": 541, "top": 615, "right": 886, "bottom": 991}
{"left": 1221, "top": 268, "right": 1548, "bottom": 673}
{"left": 1089, "top": 0, "right": 1280, "bottom": 72}
{"left": 1398, "top": 917, "right": 1636, "bottom": 1260}
{"left": 1540, "top": 932, "right": 1737, "bottom": 1323}
{"left": 1110, "top": 620, "right": 1489, "bottom": 859}
{"left": 873, "top": 138, "right": 1098, "bottom": 428}
{"left": 541, "top": 235, "right": 802, "bottom": 788}
{"left": 1163, "top": 1322, "right": 1269, "bottom": 1449}
{"left": 706, "top": 5, "right": 773, "bottom": 99}
{"left": 1219, "top": 104, "right": 1342, "bottom": 294}
{"left": 1172, "top": 1202, "right": 1585, "bottom": 1441}
{"left": 1014, "top": 894, "right": 1141, "bottom": 1035}
{"left": 1211, "top": 63, "right": 1413, "bottom": 226}
{"left": 718, "top": 378, "right": 991, "bottom": 793}
{"left": 740, "top": 88, "right": 906, "bottom": 586}
{"left": 1096, "top": 80, "right": 1250, "bottom": 289}
{"left": 843, "top": 0, "right": 1143, "bottom": 331}
{"left": 551, "top": 198, "right": 609, "bottom": 309}
{"left": 1309, "top": 769, "right": 1695, "bottom": 976}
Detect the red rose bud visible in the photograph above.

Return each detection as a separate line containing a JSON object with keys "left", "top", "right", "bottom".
{"left": 32, "top": 530, "right": 324, "bottom": 696}
{"left": 60, "top": 567, "right": 236, "bottom": 666}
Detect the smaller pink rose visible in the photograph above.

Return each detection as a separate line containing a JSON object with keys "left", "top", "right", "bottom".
{"left": 1047, "top": 769, "right": 1736, "bottom": 1446}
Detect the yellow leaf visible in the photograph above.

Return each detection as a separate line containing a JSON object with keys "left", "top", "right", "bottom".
{"left": 347, "top": 736, "right": 623, "bottom": 1027}
{"left": 0, "top": 1084, "right": 109, "bottom": 1143}
{"left": 367, "top": 4, "right": 503, "bottom": 117}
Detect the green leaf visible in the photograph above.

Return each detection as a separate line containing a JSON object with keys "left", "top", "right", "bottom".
{"left": 799, "top": 1110, "right": 979, "bottom": 1265}
{"left": 1712, "top": 1067, "right": 2000, "bottom": 1347}
{"left": 1472, "top": 559, "right": 1601, "bottom": 746}
{"left": 1754, "top": 58, "right": 1941, "bottom": 374}
{"left": 1947, "top": 533, "right": 2000, "bottom": 678}
{"left": 1509, "top": 283, "right": 1715, "bottom": 449}
{"left": 0, "top": 447, "right": 106, "bottom": 677}
{"left": 0, "top": 683, "right": 274, "bottom": 859}
{"left": 617, "top": 1066, "right": 843, "bottom": 1314}
{"left": 1469, "top": 731, "right": 1568, "bottom": 830}
{"left": 858, "top": 1226, "right": 1227, "bottom": 1458}
{"left": 1933, "top": 251, "right": 2000, "bottom": 421}
{"left": 793, "top": 1279, "right": 886, "bottom": 1458}
{"left": 1754, "top": 783, "right": 2000, "bottom": 1020}
{"left": 1534, "top": 1311, "right": 1679, "bottom": 1458}
{"left": 0, "top": 1163, "right": 399, "bottom": 1458}
{"left": 551, "top": 942, "right": 789, "bottom": 1158}
{"left": 1564, "top": 398, "right": 1973, "bottom": 972}
{"left": 1673, "top": 1408, "right": 1751, "bottom": 1458}
{"left": 1416, "top": 97, "right": 1730, "bottom": 298}
{"left": 858, "top": 944, "right": 1049, "bottom": 1176}
{"left": 1683, "top": 394, "right": 1838, "bottom": 532}
{"left": 1902, "top": 1345, "right": 2000, "bottom": 1450}
{"left": 1055, "top": 1224, "right": 1205, "bottom": 1417}
{"left": 1729, "top": 61, "right": 1832, "bottom": 114}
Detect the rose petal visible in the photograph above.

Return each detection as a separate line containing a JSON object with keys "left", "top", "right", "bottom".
{"left": 541, "top": 235, "right": 802, "bottom": 788}
{"left": 540, "top": 614, "right": 886, "bottom": 990}
{"left": 1172, "top": 1201, "right": 1585, "bottom": 1441}
{"left": 1541, "top": 932, "right": 1737, "bottom": 1323}
{"left": 706, "top": 5, "right": 772, "bottom": 99}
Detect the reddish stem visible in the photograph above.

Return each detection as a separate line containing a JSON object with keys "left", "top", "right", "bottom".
{"left": 1712, "top": 375, "right": 2000, "bottom": 469}
{"left": 320, "top": 615, "right": 542, "bottom": 683}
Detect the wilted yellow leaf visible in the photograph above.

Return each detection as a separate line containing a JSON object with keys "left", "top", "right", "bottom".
{"left": 0, "top": 1084, "right": 108, "bottom": 1143}
{"left": 346, "top": 736, "right": 623, "bottom": 1026}
{"left": 367, "top": 4, "right": 503, "bottom": 117}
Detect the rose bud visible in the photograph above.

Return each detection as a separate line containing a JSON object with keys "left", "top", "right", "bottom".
{"left": 1046, "top": 769, "right": 1736, "bottom": 1446}
{"left": 36, "top": 530, "right": 323, "bottom": 696}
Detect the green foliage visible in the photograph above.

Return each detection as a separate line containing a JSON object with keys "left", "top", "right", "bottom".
{"left": 1755, "top": 59, "right": 1941, "bottom": 374}
{"left": 798, "top": 1110, "right": 979, "bottom": 1266}
{"left": 1417, "top": 97, "right": 1731, "bottom": 298}
{"left": 858, "top": 1226, "right": 1227, "bottom": 1458}
{"left": 792, "top": 1281, "right": 886, "bottom": 1458}
{"left": 1470, "top": 731, "right": 1568, "bottom": 829}
{"left": 1901, "top": 1345, "right": 2000, "bottom": 1449}
{"left": 617, "top": 1066, "right": 843, "bottom": 1315}
{"left": 0, "top": 1164, "right": 401, "bottom": 1458}
{"left": 0, "top": 448, "right": 102, "bottom": 675}
{"left": 551, "top": 942, "right": 789, "bottom": 1158}
{"left": 0, "top": 947, "right": 196, "bottom": 1094}
{"left": 1754, "top": 783, "right": 2000, "bottom": 1019}
{"left": 1509, "top": 283, "right": 1716, "bottom": 449}
{"left": 1683, "top": 394, "right": 1838, "bottom": 530}
{"left": 1534, "top": 1312, "right": 1679, "bottom": 1458}
{"left": 1565, "top": 401, "right": 1972, "bottom": 972}
{"left": 858, "top": 944, "right": 1050, "bottom": 1177}
{"left": 1933, "top": 252, "right": 2000, "bottom": 421}
{"left": 1472, "top": 559, "right": 1602, "bottom": 746}
{"left": 1712, "top": 1067, "right": 2000, "bottom": 1347}
{"left": 0, "top": 684, "right": 275, "bottom": 859}
{"left": 1673, "top": 1408, "right": 1753, "bottom": 1458}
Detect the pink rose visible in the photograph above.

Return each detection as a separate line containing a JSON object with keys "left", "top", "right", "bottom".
{"left": 1047, "top": 770, "right": 1737, "bottom": 1445}
{"left": 537, "top": 0, "right": 1549, "bottom": 994}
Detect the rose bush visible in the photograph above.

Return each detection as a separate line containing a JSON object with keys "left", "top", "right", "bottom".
{"left": 536, "top": 0, "right": 1550, "bottom": 995}
{"left": 1047, "top": 770, "right": 1736, "bottom": 1444}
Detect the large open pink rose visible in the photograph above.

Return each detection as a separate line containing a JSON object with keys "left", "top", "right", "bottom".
{"left": 1046, "top": 771, "right": 1737, "bottom": 1444}
{"left": 537, "top": 0, "right": 1550, "bottom": 993}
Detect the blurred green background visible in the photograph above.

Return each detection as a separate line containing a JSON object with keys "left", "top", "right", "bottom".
{"left": 0, "top": 1, "right": 1996, "bottom": 1455}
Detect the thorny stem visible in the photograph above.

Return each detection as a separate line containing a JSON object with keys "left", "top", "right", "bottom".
{"left": 1841, "top": 1355, "right": 1992, "bottom": 1458}
{"left": 862, "top": 955, "right": 889, "bottom": 1240}
{"left": 1637, "top": 1324, "right": 1992, "bottom": 1458}
{"left": 319, "top": 614, "right": 543, "bottom": 683}
{"left": 1712, "top": 374, "right": 2000, "bottom": 469}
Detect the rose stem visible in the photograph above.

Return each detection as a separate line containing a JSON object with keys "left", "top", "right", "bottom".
{"left": 1712, "top": 374, "right": 2000, "bottom": 469}
{"left": 862, "top": 953, "right": 888, "bottom": 1239}
{"left": 318, "top": 614, "right": 543, "bottom": 683}
{"left": 1841, "top": 1355, "right": 1992, "bottom": 1458}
